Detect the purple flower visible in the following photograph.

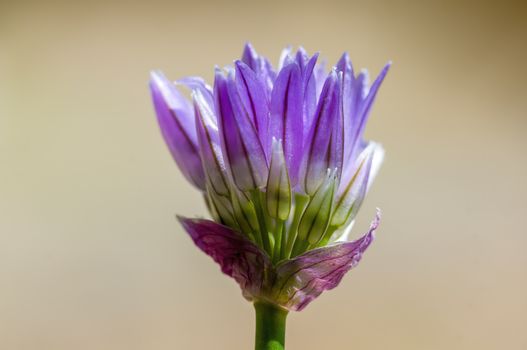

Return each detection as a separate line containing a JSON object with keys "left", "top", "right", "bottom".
{"left": 150, "top": 43, "right": 389, "bottom": 311}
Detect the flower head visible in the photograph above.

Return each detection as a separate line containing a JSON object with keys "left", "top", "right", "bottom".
{"left": 150, "top": 43, "right": 389, "bottom": 311}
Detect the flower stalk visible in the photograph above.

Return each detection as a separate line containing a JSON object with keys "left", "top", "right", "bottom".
{"left": 254, "top": 301, "right": 288, "bottom": 350}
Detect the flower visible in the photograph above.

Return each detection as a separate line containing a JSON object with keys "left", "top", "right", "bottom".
{"left": 150, "top": 43, "right": 389, "bottom": 312}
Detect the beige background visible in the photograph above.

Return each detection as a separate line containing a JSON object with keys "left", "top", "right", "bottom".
{"left": 1, "top": 0, "right": 526, "bottom": 349}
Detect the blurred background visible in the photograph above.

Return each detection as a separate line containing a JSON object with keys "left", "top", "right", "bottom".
{"left": 1, "top": 0, "right": 526, "bottom": 349}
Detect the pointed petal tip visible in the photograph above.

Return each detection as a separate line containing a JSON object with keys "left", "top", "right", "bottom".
{"left": 271, "top": 136, "right": 282, "bottom": 150}
{"left": 283, "top": 59, "right": 301, "bottom": 69}
{"left": 243, "top": 41, "right": 255, "bottom": 50}
{"left": 339, "top": 51, "right": 350, "bottom": 62}
{"left": 327, "top": 68, "right": 339, "bottom": 80}
{"left": 242, "top": 42, "right": 258, "bottom": 60}
{"left": 234, "top": 59, "right": 251, "bottom": 72}
{"left": 176, "top": 215, "right": 189, "bottom": 228}
{"left": 149, "top": 69, "right": 163, "bottom": 78}
{"left": 381, "top": 61, "right": 392, "bottom": 74}
{"left": 369, "top": 208, "right": 382, "bottom": 237}
{"left": 214, "top": 67, "right": 227, "bottom": 82}
{"left": 374, "top": 62, "right": 392, "bottom": 83}
{"left": 177, "top": 215, "right": 203, "bottom": 229}
{"left": 149, "top": 70, "right": 168, "bottom": 87}
{"left": 149, "top": 69, "right": 159, "bottom": 80}
{"left": 190, "top": 88, "right": 200, "bottom": 99}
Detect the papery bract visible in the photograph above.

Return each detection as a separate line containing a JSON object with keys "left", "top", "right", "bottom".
{"left": 178, "top": 210, "right": 379, "bottom": 311}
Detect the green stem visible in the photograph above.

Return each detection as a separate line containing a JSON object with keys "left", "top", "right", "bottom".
{"left": 254, "top": 302, "right": 288, "bottom": 350}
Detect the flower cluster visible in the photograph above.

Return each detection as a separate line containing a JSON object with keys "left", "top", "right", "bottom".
{"left": 150, "top": 43, "right": 389, "bottom": 311}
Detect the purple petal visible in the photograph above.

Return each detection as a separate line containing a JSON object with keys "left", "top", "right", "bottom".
{"left": 241, "top": 42, "right": 259, "bottom": 71}
{"left": 300, "top": 70, "right": 341, "bottom": 194}
{"left": 178, "top": 217, "right": 271, "bottom": 301}
{"left": 177, "top": 76, "right": 214, "bottom": 107}
{"left": 262, "top": 57, "right": 277, "bottom": 84}
{"left": 338, "top": 140, "right": 384, "bottom": 196}
{"left": 272, "top": 211, "right": 380, "bottom": 311}
{"left": 215, "top": 69, "right": 268, "bottom": 190}
{"left": 278, "top": 46, "right": 293, "bottom": 69}
{"left": 241, "top": 43, "right": 276, "bottom": 97}
{"left": 149, "top": 71, "right": 205, "bottom": 190}
{"left": 266, "top": 138, "right": 292, "bottom": 221}
{"left": 350, "top": 63, "right": 391, "bottom": 157}
{"left": 276, "top": 47, "right": 320, "bottom": 143}
{"left": 336, "top": 53, "right": 355, "bottom": 168}
{"left": 332, "top": 144, "right": 375, "bottom": 227}
{"left": 313, "top": 59, "right": 327, "bottom": 100}
{"left": 269, "top": 62, "right": 303, "bottom": 185}
{"left": 332, "top": 72, "right": 345, "bottom": 181}
{"left": 226, "top": 72, "right": 269, "bottom": 179}
{"left": 193, "top": 89, "right": 230, "bottom": 196}
{"left": 301, "top": 53, "right": 319, "bottom": 137}
{"left": 234, "top": 61, "right": 270, "bottom": 157}
{"left": 295, "top": 47, "right": 309, "bottom": 67}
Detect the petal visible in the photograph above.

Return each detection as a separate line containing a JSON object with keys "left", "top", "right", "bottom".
{"left": 230, "top": 186, "right": 259, "bottom": 235}
{"left": 367, "top": 141, "right": 385, "bottom": 191}
{"left": 178, "top": 217, "right": 271, "bottom": 301}
{"left": 178, "top": 76, "right": 214, "bottom": 107}
{"left": 149, "top": 70, "right": 205, "bottom": 190}
{"left": 241, "top": 42, "right": 259, "bottom": 71}
{"left": 280, "top": 47, "right": 319, "bottom": 133}
{"left": 269, "top": 62, "right": 303, "bottom": 185}
{"left": 241, "top": 43, "right": 276, "bottom": 97}
{"left": 332, "top": 143, "right": 375, "bottom": 227}
{"left": 227, "top": 72, "right": 269, "bottom": 179}
{"left": 234, "top": 61, "right": 270, "bottom": 157}
{"left": 301, "top": 53, "right": 320, "bottom": 137}
{"left": 266, "top": 138, "right": 292, "bottom": 221}
{"left": 193, "top": 89, "right": 230, "bottom": 196}
{"left": 294, "top": 47, "right": 309, "bottom": 67}
{"left": 300, "top": 70, "right": 341, "bottom": 194}
{"left": 215, "top": 69, "right": 268, "bottom": 190}
{"left": 296, "top": 169, "right": 338, "bottom": 249}
{"left": 332, "top": 71, "right": 345, "bottom": 181}
{"left": 336, "top": 53, "right": 356, "bottom": 168}
{"left": 205, "top": 182, "right": 238, "bottom": 228}
{"left": 350, "top": 63, "right": 391, "bottom": 157}
{"left": 313, "top": 59, "right": 327, "bottom": 100}
{"left": 278, "top": 45, "right": 293, "bottom": 70}
{"left": 272, "top": 210, "right": 380, "bottom": 311}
